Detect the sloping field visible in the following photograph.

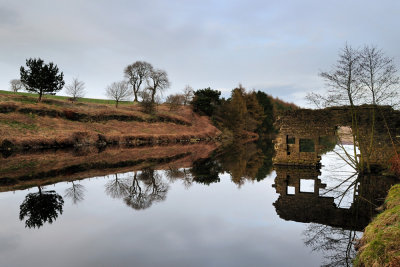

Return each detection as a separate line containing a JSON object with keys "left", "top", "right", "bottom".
{"left": 0, "top": 92, "right": 221, "bottom": 151}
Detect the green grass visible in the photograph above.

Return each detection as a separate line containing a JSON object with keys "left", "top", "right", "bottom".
{"left": 354, "top": 184, "right": 400, "bottom": 266}
{"left": 0, "top": 90, "right": 133, "bottom": 105}
{"left": 0, "top": 160, "right": 38, "bottom": 174}
{"left": 0, "top": 119, "right": 38, "bottom": 132}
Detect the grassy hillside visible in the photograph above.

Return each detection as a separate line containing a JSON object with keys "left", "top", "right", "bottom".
{"left": 0, "top": 91, "right": 221, "bottom": 152}
{"left": 0, "top": 90, "right": 131, "bottom": 105}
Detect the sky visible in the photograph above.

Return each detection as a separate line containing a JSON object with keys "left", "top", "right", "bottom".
{"left": 1, "top": 0, "right": 400, "bottom": 107}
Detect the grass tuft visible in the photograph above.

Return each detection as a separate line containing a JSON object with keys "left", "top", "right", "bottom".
{"left": 355, "top": 184, "right": 400, "bottom": 267}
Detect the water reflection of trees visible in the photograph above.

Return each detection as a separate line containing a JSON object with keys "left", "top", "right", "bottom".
{"left": 206, "top": 139, "right": 274, "bottom": 186}
{"left": 303, "top": 223, "right": 359, "bottom": 267}
{"left": 165, "top": 140, "right": 275, "bottom": 188}
{"left": 101, "top": 140, "right": 275, "bottom": 210}
{"left": 64, "top": 181, "right": 86, "bottom": 204}
{"left": 165, "top": 168, "right": 193, "bottom": 188}
{"left": 124, "top": 169, "right": 168, "bottom": 210}
{"left": 105, "top": 174, "right": 130, "bottom": 199}
{"left": 105, "top": 170, "right": 169, "bottom": 210}
{"left": 19, "top": 186, "right": 64, "bottom": 229}
{"left": 191, "top": 157, "right": 221, "bottom": 185}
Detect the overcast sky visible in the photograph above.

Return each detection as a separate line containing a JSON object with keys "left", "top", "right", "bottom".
{"left": 1, "top": 0, "right": 399, "bottom": 106}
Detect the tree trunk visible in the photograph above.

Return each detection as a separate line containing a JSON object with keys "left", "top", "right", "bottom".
{"left": 38, "top": 90, "right": 43, "bottom": 102}
{"left": 151, "top": 89, "right": 156, "bottom": 103}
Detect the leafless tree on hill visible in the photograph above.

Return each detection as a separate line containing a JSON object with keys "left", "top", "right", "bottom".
{"left": 65, "top": 78, "right": 85, "bottom": 102}
{"left": 183, "top": 85, "right": 194, "bottom": 105}
{"left": 147, "top": 68, "right": 170, "bottom": 103}
{"left": 10, "top": 79, "right": 24, "bottom": 92}
{"left": 106, "top": 81, "right": 130, "bottom": 108}
{"left": 124, "top": 61, "right": 153, "bottom": 102}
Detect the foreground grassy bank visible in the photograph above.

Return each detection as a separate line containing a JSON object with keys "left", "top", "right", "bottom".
{"left": 355, "top": 184, "right": 400, "bottom": 267}
{"left": 0, "top": 92, "right": 221, "bottom": 153}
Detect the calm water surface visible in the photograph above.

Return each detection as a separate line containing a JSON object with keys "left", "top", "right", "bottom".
{"left": 0, "top": 141, "right": 395, "bottom": 267}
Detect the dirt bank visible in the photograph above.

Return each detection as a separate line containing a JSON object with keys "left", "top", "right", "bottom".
{"left": 0, "top": 94, "right": 221, "bottom": 153}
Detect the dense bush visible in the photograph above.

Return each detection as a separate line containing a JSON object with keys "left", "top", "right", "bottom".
{"left": 192, "top": 88, "right": 221, "bottom": 116}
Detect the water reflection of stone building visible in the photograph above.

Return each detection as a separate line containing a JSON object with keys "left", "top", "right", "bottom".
{"left": 272, "top": 106, "right": 400, "bottom": 231}
{"left": 272, "top": 165, "right": 397, "bottom": 231}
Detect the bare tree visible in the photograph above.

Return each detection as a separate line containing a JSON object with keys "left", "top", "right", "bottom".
{"left": 183, "top": 85, "right": 194, "bottom": 105}
{"left": 10, "top": 79, "right": 24, "bottom": 92}
{"left": 359, "top": 45, "right": 400, "bottom": 107}
{"left": 106, "top": 81, "right": 130, "bottom": 108}
{"left": 147, "top": 69, "right": 170, "bottom": 103}
{"left": 124, "top": 61, "right": 153, "bottom": 102}
{"left": 65, "top": 78, "right": 85, "bottom": 102}
{"left": 307, "top": 44, "right": 366, "bottom": 171}
{"left": 307, "top": 44, "right": 363, "bottom": 108}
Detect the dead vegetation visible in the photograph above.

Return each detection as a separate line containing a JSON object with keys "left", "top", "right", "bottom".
{"left": 0, "top": 143, "right": 218, "bottom": 191}
{"left": 0, "top": 93, "right": 221, "bottom": 152}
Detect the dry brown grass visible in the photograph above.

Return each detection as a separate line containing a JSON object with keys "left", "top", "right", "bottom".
{"left": 0, "top": 94, "right": 221, "bottom": 150}
{"left": 0, "top": 142, "right": 218, "bottom": 191}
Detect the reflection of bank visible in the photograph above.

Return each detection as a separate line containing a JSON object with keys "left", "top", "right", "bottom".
{"left": 272, "top": 165, "right": 397, "bottom": 231}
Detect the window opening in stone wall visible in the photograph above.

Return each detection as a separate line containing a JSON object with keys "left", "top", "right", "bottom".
{"left": 286, "top": 135, "right": 295, "bottom": 144}
{"left": 300, "top": 179, "right": 315, "bottom": 193}
{"left": 287, "top": 186, "right": 295, "bottom": 195}
{"left": 299, "top": 139, "right": 315, "bottom": 152}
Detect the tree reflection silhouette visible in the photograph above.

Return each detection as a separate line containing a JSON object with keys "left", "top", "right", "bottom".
{"left": 216, "top": 142, "right": 266, "bottom": 186}
{"left": 64, "top": 181, "right": 86, "bottom": 204}
{"left": 105, "top": 173, "right": 130, "bottom": 199}
{"left": 165, "top": 168, "right": 193, "bottom": 189}
{"left": 303, "top": 223, "right": 358, "bottom": 267}
{"left": 124, "top": 169, "right": 169, "bottom": 210}
{"left": 189, "top": 140, "right": 274, "bottom": 186}
{"left": 19, "top": 186, "right": 64, "bottom": 229}
{"left": 191, "top": 157, "right": 221, "bottom": 185}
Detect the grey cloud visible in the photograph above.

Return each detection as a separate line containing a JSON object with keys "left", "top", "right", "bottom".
{"left": 1, "top": 0, "right": 400, "bottom": 106}
{"left": 0, "top": 6, "right": 19, "bottom": 26}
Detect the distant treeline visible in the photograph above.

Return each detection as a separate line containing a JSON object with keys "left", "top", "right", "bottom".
{"left": 191, "top": 85, "right": 297, "bottom": 137}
